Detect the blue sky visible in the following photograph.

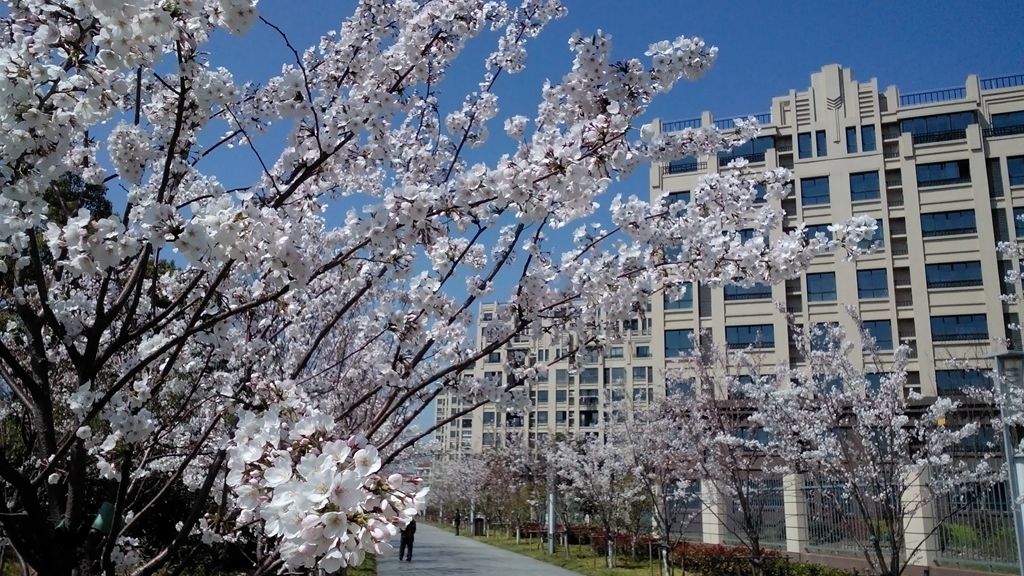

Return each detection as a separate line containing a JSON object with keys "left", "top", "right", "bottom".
{"left": 208, "top": 0, "right": 1024, "bottom": 247}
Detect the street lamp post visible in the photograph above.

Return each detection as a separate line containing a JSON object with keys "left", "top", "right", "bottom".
{"left": 547, "top": 465, "right": 556, "bottom": 555}
{"left": 989, "top": 350, "right": 1024, "bottom": 576}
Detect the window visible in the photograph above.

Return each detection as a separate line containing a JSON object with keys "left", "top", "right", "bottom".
{"left": 798, "top": 132, "right": 812, "bottom": 159}
{"left": 916, "top": 160, "right": 971, "bottom": 187}
{"left": 724, "top": 283, "right": 772, "bottom": 301}
{"left": 930, "top": 314, "right": 988, "bottom": 342}
{"left": 484, "top": 371, "right": 502, "bottom": 384}
{"left": 580, "top": 367, "right": 599, "bottom": 384}
{"left": 632, "top": 366, "right": 654, "bottom": 384}
{"left": 666, "top": 191, "right": 690, "bottom": 215}
{"left": 555, "top": 369, "right": 572, "bottom": 386}
{"left": 901, "top": 111, "right": 975, "bottom": 143}
{"left": 633, "top": 388, "right": 650, "bottom": 402}
{"left": 850, "top": 171, "right": 880, "bottom": 201}
{"left": 536, "top": 390, "right": 548, "bottom": 403}
{"left": 1009, "top": 156, "right": 1024, "bottom": 186}
{"left": 811, "top": 323, "right": 839, "bottom": 352}
{"left": 726, "top": 324, "right": 775, "bottom": 349}
{"left": 801, "top": 176, "right": 830, "bottom": 206}
{"left": 534, "top": 411, "right": 548, "bottom": 425}
{"left": 803, "top": 223, "right": 833, "bottom": 241}
{"left": 846, "top": 127, "right": 858, "bottom": 153}
{"left": 863, "top": 319, "right": 893, "bottom": 350}
{"left": 535, "top": 369, "right": 549, "bottom": 382}
{"left": 603, "top": 367, "right": 626, "bottom": 385}
{"left": 857, "top": 269, "right": 888, "bottom": 299}
{"left": 665, "top": 329, "right": 694, "bottom": 358}
{"left": 482, "top": 412, "right": 495, "bottom": 425}
{"left": 865, "top": 373, "right": 885, "bottom": 393}
{"left": 753, "top": 183, "right": 768, "bottom": 204}
{"left": 487, "top": 351, "right": 501, "bottom": 363}
{"left": 536, "top": 349, "right": 550, "bottom": 362}
{"left": 988, "top": 158, "right": 1005, "bottom": 198}
{"left": 926, "top": 261, "right": 983, "bottom": 288}
{"left": 920, "top": 209, "right": 976, "bottom": 237}
{"left": 482, "top": 312, "right": 493, "bottom": 321}
{"left": 990, "top": 112, "right": 1024, "bottom": 139}
{"left": 668, "top": 378, "right": 694, "bottom": 397}
{"left": 935, "top": 370, "right": 991, "bottom": 395}
{"left": 857, "top": 220, "right": 884, "bottom": 250}
{"left": 664, "top": 282, "right": 693, "bottom": 310}
{"left": 806, "top": 272, "right": 837, "bottom": 302}
{"left": 482, "top": 432, "right": 495, "bottom": 446}
{"left": 815, "top": 130, "right": 827, "bottom": 157}
{"left": 861, "top": 125, "right": 877, "bottom": 152}
{"left": 635, "top": 345, "right": 651, "bottom": 358}
{"left": 608, "top": 346, "right": 624, "bottom": 359}
{"left": 719, "top": 136, "right": 774, "bottom": 164}
{"left": 1015, "top": 207, "right": 1024, "bottom": 237}
{"left": 555, "top": 410, "right": 567, "bottom": 424}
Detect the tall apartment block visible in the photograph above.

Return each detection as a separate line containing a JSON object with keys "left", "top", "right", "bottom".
{"left": 433, "top": 65, "right": 1024, "bottom": 572}
{"left": 436, "top": 64, "right": 1024, "bottom": 458}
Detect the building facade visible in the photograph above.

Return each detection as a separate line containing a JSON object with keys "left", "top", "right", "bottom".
{"left": 433, "top": 65, "right": 1024, "bottom": 572}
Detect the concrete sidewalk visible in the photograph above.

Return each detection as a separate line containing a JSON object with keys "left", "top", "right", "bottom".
{"left": 376, "top": 524, "right": 583, "bottom": 576}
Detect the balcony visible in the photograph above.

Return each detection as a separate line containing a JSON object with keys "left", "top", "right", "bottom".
{"left": 911, "top": 129, "right": 967, "bottom": 145}
{"left": 899, "top": 87, "right": 966, "bottom": 108}
{"left": 663, "top": 161, "right": 707, "bottom": 175}
{"left": 983, "top": 125, "right": 1024, "bottom": 138}
{"left": 927, "top": 279, "right": 984, "bottom": 289}
{"left": 934, "top": 333, "right": 989, "bottom": 342}
{"left": 918, "top": 176, "right": 971, "bottom": 188}
{"left": 719, "top": 152, "right": 766, "bottom": 164}
{"left": 921, "top": 227, "right": 976, "bottom": 237}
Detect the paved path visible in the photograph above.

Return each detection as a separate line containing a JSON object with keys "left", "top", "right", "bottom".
{"left": 376, "top": 524, "right": 582, "bottom": 576}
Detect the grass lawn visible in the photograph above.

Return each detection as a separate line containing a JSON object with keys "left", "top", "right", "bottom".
{"left": 427, "top": 521, "right": 658, "bottom": 576}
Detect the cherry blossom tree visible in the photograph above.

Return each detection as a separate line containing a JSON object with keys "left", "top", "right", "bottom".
{"left": 742, "top": 320, "right": 1003, "bottom": 576}
{"left": 0, "top": 0, "right": 879, "bottom": 574}
{"left": 662, "top": 345, "right": 784, "bottom": 576}
{"left": 613, "top": 399, "right": 703, "bottom": 576}
{"left": 549, "top": 435, "right": 643, "bottom": 568}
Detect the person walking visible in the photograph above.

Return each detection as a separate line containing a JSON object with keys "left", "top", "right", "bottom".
{"left": 454, "top": 510, "right": 462, "bottom": 536}
{"left": 399, "top": 519, "right": 417, "bottom": 561}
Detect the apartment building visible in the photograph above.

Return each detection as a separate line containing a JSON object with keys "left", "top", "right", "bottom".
{"left": 433, "top": 65, "right": 1024, "bottom": 573}
{"left": 437, "top": 64, "right": 1024, "bottom": 458}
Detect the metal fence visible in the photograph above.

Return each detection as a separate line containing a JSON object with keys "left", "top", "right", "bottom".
{"left": 723, "top": 478, "right": 788, "bottom": 549}
{"left": 803, "top": 482, "right": 870, "bottom": 556}
{"left": 935, "top": 481, "right": 1018, "bottom": 568}
{"left": 981, "top": 74, "right": 1024, "bottom": 91}
{"left": 899, "top": 87, "right": 966, "bottom": 108}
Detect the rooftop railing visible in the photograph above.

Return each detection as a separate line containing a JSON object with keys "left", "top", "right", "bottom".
{"left": 981, "top": 73, "right": 1024, "bottom": 91}
{"left": 662, "top": 112, "right": 771, "bottom": 132}
{"left": 899, "top": 87, "right": 966, "bottom": 108}
{"left": 661, "top": 117, "right": 701, "bottom": 132}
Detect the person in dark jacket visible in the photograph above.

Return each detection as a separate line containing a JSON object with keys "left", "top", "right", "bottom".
{"left": 454, "top": 510, "right": 461, "bottom": 535}
{"left": 399, "top": 519, "right": 417, "bottom": 561}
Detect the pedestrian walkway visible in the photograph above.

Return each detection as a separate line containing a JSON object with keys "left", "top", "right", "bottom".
{"left": 376, "top": 523, "right": 582, "bottom": 576}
